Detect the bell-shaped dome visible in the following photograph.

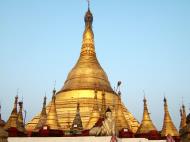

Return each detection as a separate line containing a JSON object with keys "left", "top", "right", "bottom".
{"left": 61, "top": 8, "right": 113, "bottom": 93}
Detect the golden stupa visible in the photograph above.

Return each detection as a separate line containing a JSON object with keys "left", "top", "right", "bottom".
{"left": 161, "top": 97, "right": 179, "bottom": 137}
{"left": 4, "top": 96, "right": 19, "bottom": 131}
{"left": 26, "top": 7, "right": 140, "bottom": 133}
{"left": 136, "top": 97, "right": 157, "bottom": 135}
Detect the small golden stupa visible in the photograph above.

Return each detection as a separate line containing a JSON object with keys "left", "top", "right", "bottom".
{"left": 180, "top": 104, "right": 187, "bottom": 130}
{"left": 4, "top": 96, "right": 19, "bottom": 131}
{"left": 161, "top": 97, "right": 179, "bottom": 137}
{"left": 136, "top": 97, "right": 157, "bottom": 135}
{"left": 26, "top": 6, "right": 139, "bottom": 133}
{"left": 34, "top": 96, "right": 47, "bottom": 131}
{"left": 44, "top": 89, "right": 61, "bottom": 130}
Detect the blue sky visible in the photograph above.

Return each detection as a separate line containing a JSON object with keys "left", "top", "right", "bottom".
{"left": 0, "top": 0, "right": 190, "bottom": 130}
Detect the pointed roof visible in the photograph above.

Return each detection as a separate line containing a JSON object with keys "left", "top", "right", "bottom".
{"left": 86, "top": 89, "right": 100, "bottom": 129}
{"left": 115, "top": 92, "right": 130, "bottom": 131}
{"left": 179, "top": 104, "right": 187, "bottom": 130}
{"left": 17, "top": 101, "right": 25, "bottom": 132}
{"left": 161, "top": 97, "right": 179, "bottom": 137}
{"left": 61, "top": 7, "right": 113, "bottom": 93}
{"left": 136, "top": 97, "right": 157, "bottom": 134}
{"left": 4, "top": 96, "right": 19, "bottom": 130}
{"left": 45, "top": 89, "right": 61, "bottom": 130}
{"left": 71, "top": 102, "right": 83, "bottom": 130}
{"left": 35, "top": 96, "right": 47, "bottom": 130}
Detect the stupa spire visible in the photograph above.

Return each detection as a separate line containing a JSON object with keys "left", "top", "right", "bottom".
{"left": 87, "top": 0, "right": 90, "bottom": 10}
{"left": 182, "top": 104, "right": 187, "bottom": 122}
{"left": 35, "top": 95, "right": 47, "bottom": 130}
{"left": 180, "top": 104, "right": 187, "bottom": 129}
{"left": 81, "top": 3, "right": 95, "bottom": 56}
{"left": 13, "top": 95, "right": 18, "bottom": 114}
{"left": 17, "top": 101, "right": 25, "bottom": 132}
{"left": 61, "top": 4, "right": 113, "bottom": 93}
{"left": 136, "top": 97, "right": 157, "bottom": 134}
{"left": 4, "top": 96, "right": 19, "bottom": 130}
{"left": 161, "top": 97, "right": 179, "bottom": 137}
{"left": 45, "top": 89, "right": 60, "bottom": 130}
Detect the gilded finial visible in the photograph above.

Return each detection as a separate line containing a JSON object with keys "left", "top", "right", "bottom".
{"left": 180, "top": 107, "right": 183, "bottom": 117}
{"left": 53, "top": 80, "right": 56, "bottom": 96}
{"left": 14, "top": 95, "right": 18, "bottom": 112}
{"left": 143, "top": 96, "right": 147, "bottom": 105}
{"left": 52, "top": 81, "right": 56, "bottom": 101}
{"left": 143, "top": 90, "right": 146, "bottom": 103}
{"left": 164, "top": 97, "right": 167, "bottom": 103}
{"left": 43, "top": 95, "right": 47, "bottom": 108}
{"left": 87, "top": 0, "right": 90, "bottom": 10}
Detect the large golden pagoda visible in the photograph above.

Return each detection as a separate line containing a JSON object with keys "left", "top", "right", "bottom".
{"left": 26, "top": 7, "right": 139, "bottom": 133}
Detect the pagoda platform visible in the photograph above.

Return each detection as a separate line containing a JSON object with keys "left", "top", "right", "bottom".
{"left": 8, "top": 137, "right": 166, "bottom": 142}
